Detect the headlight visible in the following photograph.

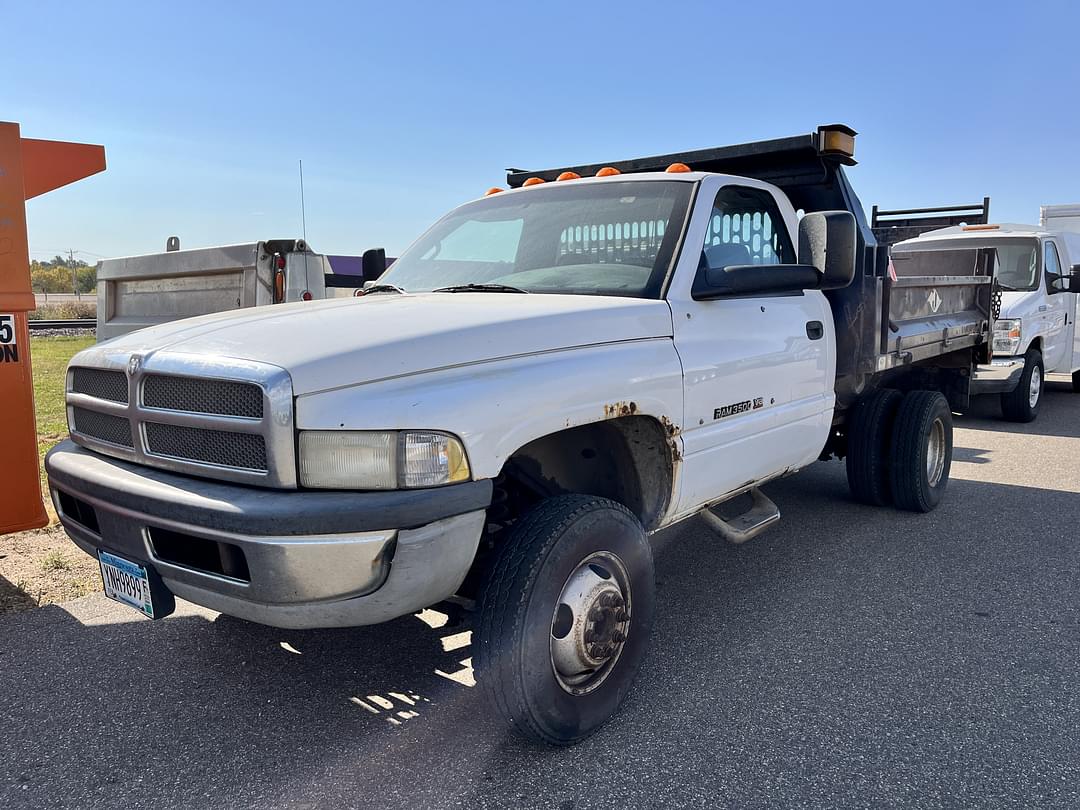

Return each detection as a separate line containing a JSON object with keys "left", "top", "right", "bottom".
{"left": 298, "top": 430, "right": 471, "bottom": 489}
{"left": 992, "top": 319, "right": 1022, "bottom": 356}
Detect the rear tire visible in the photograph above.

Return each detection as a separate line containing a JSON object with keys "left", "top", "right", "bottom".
{"left": 1001, "top": 349, "right": 1043, "bottom": 422}
{"left": 475, "top": 495, "right": 655, "bottom": 746}
{"left": 889, "top": 391, "right": 953, "bottom": 513}
{"left": 846, "top": 388, "right": 903, "bottom": 506}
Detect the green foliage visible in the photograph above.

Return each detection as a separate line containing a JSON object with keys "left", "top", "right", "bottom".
{"left": 28, "top": 302, "right": 97, "bottom": 320}
{"left": 29, "top": 256, "right": 97, "bottom": 295}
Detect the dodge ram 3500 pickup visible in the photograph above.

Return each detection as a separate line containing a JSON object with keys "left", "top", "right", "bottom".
{"left": 46, "top": 125, "right": 993, "bottom": 745}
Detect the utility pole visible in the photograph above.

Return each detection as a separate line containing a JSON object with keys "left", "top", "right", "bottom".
{"left": 68, "top": 248, "right": 77, "bottom": 297}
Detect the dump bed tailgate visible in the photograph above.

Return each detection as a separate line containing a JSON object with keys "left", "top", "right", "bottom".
{"left": 875, "top": 247, "right": 994, "bottom": 372}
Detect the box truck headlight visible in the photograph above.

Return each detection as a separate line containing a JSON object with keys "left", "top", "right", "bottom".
{"left": 298, "top": 430, "right": 471, "bottom": 489}
{"left": 992, "top": 319, "right": 1022, "bottom": 355}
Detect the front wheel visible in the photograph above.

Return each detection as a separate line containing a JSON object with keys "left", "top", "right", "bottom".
{"left": 1001, "top": 349, "right": 1043, "bottom": 422}
{"left": 1072, "top": 369, "right": 1080, "bottom": 393}
{"left": 475, "top": 495, "right": 655, "bottom": 746}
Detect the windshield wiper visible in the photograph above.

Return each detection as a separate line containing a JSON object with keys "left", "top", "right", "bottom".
{"left": 432, "top": 283, "right": 529, "bottom": 294}
{"left": 358, "top": 283, "right": 406, "bottom": 295}
{"left": 996, "top": 283, "right": 1018, "bottom": 292}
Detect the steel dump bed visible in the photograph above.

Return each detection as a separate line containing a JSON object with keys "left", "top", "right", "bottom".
{"left": 876, "top": 248, "right": 993, "bottom": 372}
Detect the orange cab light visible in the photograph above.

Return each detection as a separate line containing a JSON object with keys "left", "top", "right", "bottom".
{"left": 273, "top": 269, "right": 285, "bottom": 303}
{"left": 485, "top": 187, "right": 503, "bottom": 196}
{"left": 962, "top": 224, "right": 1000, "bottom": 231}
{"left": 595, "top": 166, "right": 621, "bottom": 177}
{"left": 522, "top": 177, "right": 546, "bottom": 186}
{"left": 666, "top": 162, "right": 691, "bottom": 173}
{"left": 556, "top": 171, "right": 581, "bottom": 181}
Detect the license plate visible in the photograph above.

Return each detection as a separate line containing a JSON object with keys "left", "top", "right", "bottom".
{"left": 99, "top": 551, "right": 159, "bottom": 618}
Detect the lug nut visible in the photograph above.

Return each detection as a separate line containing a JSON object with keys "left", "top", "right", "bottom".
{"left": 599, "top": 593, "right": 615, "bottom": 607}
{"left": 584, "top": 631, "right": 597, "bottom": 644}
{"left": 612, "top": 631, "right": 626, "bottom": 643}
{"left": 615, "top": 610, "right": 629, "bottom": 622}
{"left": 588, "top": 644, "right": 604, "bottom": 659}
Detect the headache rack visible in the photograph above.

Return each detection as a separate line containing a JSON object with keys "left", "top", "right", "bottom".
{"left": 871, "top": 199, "right": 991, "bottom": 249}
{"left": 507, "top": 125, "right": 992, "bottom": 409}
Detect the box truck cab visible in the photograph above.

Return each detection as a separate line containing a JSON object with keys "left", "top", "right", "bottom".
{"left": 892, "top": 224, "right": 1080, "bottom": 421}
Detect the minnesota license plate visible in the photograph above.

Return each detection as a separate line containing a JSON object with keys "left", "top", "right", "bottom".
{"left": 98, "top": 550, "right": 158, "bottom": 618}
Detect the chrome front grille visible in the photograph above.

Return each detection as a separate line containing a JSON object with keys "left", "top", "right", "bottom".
{"left": 72, "top": 407, "right": 134, "bottom": 447}
{"left": 66, "top": 352, "right": 295, "bottom": 487}
{"left": 71, "top": 368, "right": 128, "bottom": 403}
{"left": 144, "top": 422, "right": 268, "bottom": 471}
{"left": 143, "top": 375, "right": 263, "bottom": 418}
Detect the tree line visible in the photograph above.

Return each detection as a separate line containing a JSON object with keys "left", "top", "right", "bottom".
{"left": 30, "top": 256, "right": 97, "bottom": 295}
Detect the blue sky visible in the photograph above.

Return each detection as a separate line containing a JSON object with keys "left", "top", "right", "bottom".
{"left": 5, "top": 0, "right": 1079, "bottom": 262}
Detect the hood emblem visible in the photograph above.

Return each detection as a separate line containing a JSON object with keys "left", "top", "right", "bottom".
{"left": 128, "top": 354, "right": 142, "bottom": 376}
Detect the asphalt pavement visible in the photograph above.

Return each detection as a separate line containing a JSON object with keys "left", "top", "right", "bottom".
{"left": 2, "top": 384, "right": 1079, "bottom": 809}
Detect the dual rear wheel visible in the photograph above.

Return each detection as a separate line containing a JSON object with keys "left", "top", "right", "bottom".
{"left": 846, "top": 389, "right": 953, "bottom": 512}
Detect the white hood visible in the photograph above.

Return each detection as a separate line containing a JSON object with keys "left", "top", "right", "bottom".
{"left": 88, "top": 293, "right": 674, "bottom": 394}
{"left": 997, "top": 289, "right": 1043, "bottom": 321}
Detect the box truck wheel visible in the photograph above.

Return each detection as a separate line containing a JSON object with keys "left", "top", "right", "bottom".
{"left": 846, "top": 388, "right": 902, "bottom": 506}
{"left": 475, "top": 494, "right": 655, "bottom": 746}
{"left": 1001, "top": 349, "right": 1043, "bottom": 422}
{"left": 889, "top": 391, "right": 953, "bottom": 513}
{"left": 1072, "top": 370, "right": 1080, "bottom": 393}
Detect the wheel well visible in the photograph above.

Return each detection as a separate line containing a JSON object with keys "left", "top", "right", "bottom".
{"left": 492, "top": 416, "right": 675, "bottom": 532}
{"left": 1027, "top": 337, "right": 1043, "bottom": 356}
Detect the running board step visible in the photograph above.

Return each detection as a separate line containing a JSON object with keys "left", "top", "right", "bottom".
{"left": 699, "top": 488, "right": 780, "bottom": 544}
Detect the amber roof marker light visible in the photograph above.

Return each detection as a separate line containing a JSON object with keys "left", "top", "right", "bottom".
{"left": 556, "top": 171, "right": 581, "bottom": 181}
{"left": 962, "top": 224, "right": 1001, "bottom": 231}
{"left": 816, "top": 124, "right": 857, "bottom": 165}
{"left": 522, "top": 177, "right": 546, "bottom": 187}
{"left": 484, "top": 187, "right": 503, "bottom": 196}
{"left": 595, "top": 167, "right": 621, "bottom": 177}
{"left": 665, "top": 162, "right": 691, "bottom": 173}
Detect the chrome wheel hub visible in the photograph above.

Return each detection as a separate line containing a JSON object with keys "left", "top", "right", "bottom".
{"left": 1029, "top": 365, "right": 1042, "bottom": 409}
{"left": 926, "top": 417, "right": 946, "bottom": 488}
{"left": 550, "top": 551, "right": 631, "bottom": 695}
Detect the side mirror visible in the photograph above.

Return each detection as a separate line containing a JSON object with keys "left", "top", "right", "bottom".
{"left": 798, "top": 210, "right": 856, "bottom": 290}
{"left": 362, "top": 248, "right": 387, "bottom": 282}
{"left": 691, "top": 210, "right": 856, "bottom": 300}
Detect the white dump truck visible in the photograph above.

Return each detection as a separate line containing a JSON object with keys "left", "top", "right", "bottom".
{"left": 892, "top": 222, "right": 1080, "bottom": 421}
{"left": 47, "top": 126, "right": 993, "bottom": 744}
{"left": 95, "top": 237, "right": 386, "bottom": 340}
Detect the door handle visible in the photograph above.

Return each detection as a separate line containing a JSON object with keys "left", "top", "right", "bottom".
{"left": 806, "top": 320, "right": 824, "bottom": 340}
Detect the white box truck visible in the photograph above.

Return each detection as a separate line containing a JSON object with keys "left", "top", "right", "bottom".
{"left": 892, "top": 222, "right": 1080, "bottom": 421}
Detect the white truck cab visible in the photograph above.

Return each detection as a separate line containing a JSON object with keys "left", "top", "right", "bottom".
{"left": 892, "top": 223, "right": 1080, "bottom": 421}
{"left": 47, "top": 126, "right": 994, "bottom": 745}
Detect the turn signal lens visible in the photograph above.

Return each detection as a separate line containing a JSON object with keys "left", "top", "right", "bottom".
{"left": 556, "top": 171, "right": 581, "bottom": 181}
{"left": 595, "top": 166, "right": 621, "bottom": 177}
{"left": 523, "top": 177, "right": 546, "bottom": 186}
{"left": 485, "top": 187, "right": 503, "bottom": 196}
{"left": 274, "top": 270, "right": 285, "bottom": 303}
{"left": 665, "top": 162, "right": 691, "bottom": 173}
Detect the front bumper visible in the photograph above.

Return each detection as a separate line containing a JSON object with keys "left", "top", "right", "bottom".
{"left": 972, "top": 357, "right": 1026, "bottom": 395}
{"left": 45, "top": 440, "right": 491, "bottom": 628}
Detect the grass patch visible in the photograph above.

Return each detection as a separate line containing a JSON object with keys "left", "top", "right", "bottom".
{"left": 29, "top": 301, "right": 97, "bottom": 320}
{"left": 40, "top": 549, "right": 74, "bottom": 572}
{"left": 31, "top": 335, "right": 96, "bottom": 499}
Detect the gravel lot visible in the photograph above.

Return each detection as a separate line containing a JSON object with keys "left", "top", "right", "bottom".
{"left": 2, "top": 383, "right": 1078, "bottom": 809}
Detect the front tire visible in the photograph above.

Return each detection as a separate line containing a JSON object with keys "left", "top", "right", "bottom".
{"left": 475, "top": 495, "right": 655, "bottom": 746}
{"left": 1001, "top": 349, "right": 1043, "bottom": 422}
{"left": 1072, "top": 369, "right": 1080, "bottom": 393}
{"left": 889, "top": 391, "right": 953, "bottom": 513}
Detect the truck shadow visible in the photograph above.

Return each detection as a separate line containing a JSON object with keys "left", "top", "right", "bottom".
{"left": 956, "top": 382, "right": 1080, "bottom": 439}
{"left": 0, "top": 573, "right": 37, "bottom": 615}
{"left": 4, "top": 463, "right": 1080, "bottom": 808}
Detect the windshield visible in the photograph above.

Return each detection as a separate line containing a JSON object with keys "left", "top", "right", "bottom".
{"left": 379, "top": 180, "right": 695, "bottom": 298}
